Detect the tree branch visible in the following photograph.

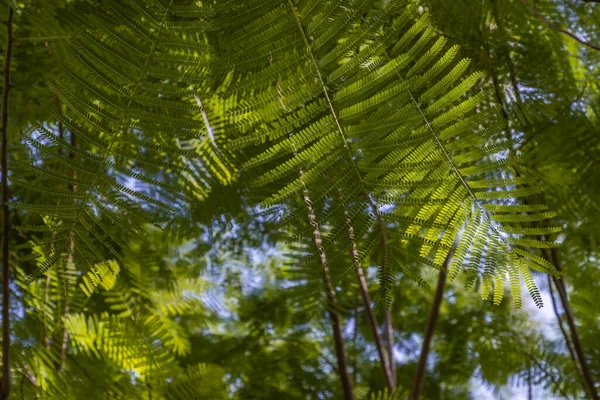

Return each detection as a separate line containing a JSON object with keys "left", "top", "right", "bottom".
{"left": 298, "top": 171, "right": 353, "bottom": 399}
{"left": 547, "top": 275, "right": 577, "bottom": 363}
{"left": 384, "top": 309, "right": 396, "bottom": 388}
{"left": 351, "top": 293, "right": 359, "bottom": 383}
{"left": 410, "top": 262, "right": 448, "bottom": 400}
{"left": 339, "top": 188, "right": 394, "bottom": 392}
{"left": 520, "top": 0, "right": 600, "bottom": 51}
{"left": 365, "top": 194, "right": 397, "bottom": 388}
{"left": 488, "top": 41, "right": 598, "bottom": 398}
{"left": 1, "top": 4, "right": 14, "bottom": 399}
{"left": 545, "top": 248, "right": 599, "bottom": 399}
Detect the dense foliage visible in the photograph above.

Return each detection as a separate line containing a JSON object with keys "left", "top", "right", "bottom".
{"left": 0, "top": 0, "right": 598, "bottom": 399}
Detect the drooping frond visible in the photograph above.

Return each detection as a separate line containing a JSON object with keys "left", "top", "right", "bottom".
{"left": 16, "top": 0, "right": 234, "bottom": 282}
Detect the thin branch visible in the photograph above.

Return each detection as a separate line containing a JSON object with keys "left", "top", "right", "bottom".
{"left": 509, "top": 181, "right": 598, "bottom": 398}
{"left": 411, "top": 262, "right": 448, "bottom": 400}
{"left": 546, "top": 248, "right": 599, "bottom": 399}
{"left": 300, "top": 181, "right": 353, "bottom": 399}
{"left": 513, "top": 332, "right": 573, "bottom": 400}
{"left": 520, "top": 0, "right": 600, "bottom": 51}
{"left": 321, "top": 355, "right": 340, "bottom": 376}
{"left": 14, "top": 36, "right": 70, "bottom": 42}
{"left": 285, "top": 7, "right": 398, "bottom": 388}
{"left": 366, "top": 195, "right": 397, "bottom": 388}
{"left": 488, "top": 45, "right": 597, "bottom": 397}
{"left": 527, "top": 367, "right": 533, "bottom": 400}
{"left": 384, "top": 309, "right": 396, "bottom": 388}
{"left": 351, "top": 293, "right": 359, "bottom": 383}
{"left": 273, "top": 12, "right": 354, "bottom": 389}
{"left": 547, "top": 275, "right": 577, "bottom": 363}
{"left": 293, "top": 156, "right": 352, "bottom": 399}
{"left": 1, "top": 4, "right": 14, "bottom": 399}
{"left": 338, "top": 188, "right": 394, "bottom": 391}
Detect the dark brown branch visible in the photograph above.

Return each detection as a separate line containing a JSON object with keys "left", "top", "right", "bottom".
{"left": 339, "top": 189, "right": 394, "bottom": 391}
{"left": 488, "top": 44, "right": 598, "bottom": 397}
{"left": 410, "top": 263, "right": 447, "bottom": 400}
{"left": 514, "top": 332, "right": 573, "bottom": 400}
{"left": 520, "top": 0, "right": 600, "bottom": 51}
{"left": 546, "top": 248, "right": 599, "bottom": 399}
{"left": 547, "top": 275, "right": 577, "bottom": 363}
{"left": 1, "top": 5, "right": 14, "bottom": 399}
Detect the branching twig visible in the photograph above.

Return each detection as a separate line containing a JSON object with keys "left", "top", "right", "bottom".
{"left": 520, "top": 0, "right": 600, "bottom": 51}
{"left": 547, "top": 275, "right": 577, "bottom": 363}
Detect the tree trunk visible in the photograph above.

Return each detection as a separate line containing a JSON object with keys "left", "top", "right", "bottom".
{"left": 411, "top": 264, "right": 447, "bottom": 400}
{"left": 1, "top": 4, "right": 13, "bottom": 399}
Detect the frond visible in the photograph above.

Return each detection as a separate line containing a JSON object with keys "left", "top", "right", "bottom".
{"left": 217, "top": 0, "right": 560, "bottom": 307}
{"left": 17, "top": 0, "right": 235, "bottom": 283}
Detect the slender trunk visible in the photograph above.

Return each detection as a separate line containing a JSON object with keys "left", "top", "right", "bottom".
{"left": 339, "top": 189, "right": 394, "bottom": 391}
{"left": 351, "top": 294, "right": 359, "bottom": 382}
{"left": 1, "top": 5, "right": 13, "bottom": 399}
{"left": 384, "top": 309, "right": 396, "bottom": 387}
{"left": 546, "top": 249, "right": 598, "bottom": 399}
{"left": 379, "top": 219, "right": 396, "bottom": 388}
{"left": 300, "top": 177, "right": 353, "bottom": 399}
{"left": 355, "top": 262, "right": 394, "bottom": 391}
{"left": 411, "top": 264, "right": 447, "bottom": 400}
{"left": 547, "top": 275, "right": 576, "bottom": 362}
{"left": 488, "top": 45, "right": 597, "bottom": 397}
{"left": 366, "top": 194, "right": 397, "bottom": 388}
